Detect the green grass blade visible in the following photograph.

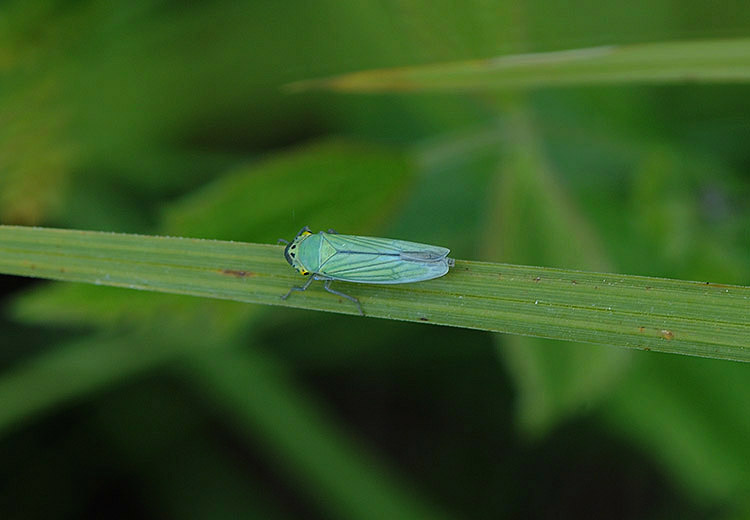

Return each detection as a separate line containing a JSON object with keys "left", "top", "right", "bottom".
{"left": 287, "top": 39, "right": 750, "bottom": 92}
{"left": 1, "top": 225, "right": 748, "bottom": 362}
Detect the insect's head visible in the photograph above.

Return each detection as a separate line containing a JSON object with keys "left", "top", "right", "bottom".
{"left": 283, "top": 227, "right": 313, "bottom": 275}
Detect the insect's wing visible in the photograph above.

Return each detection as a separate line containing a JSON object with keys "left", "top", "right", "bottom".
{"left": 323, "top": 234, "right": 450, "bottom": 258}
{"left": 320, "top": 252, "right": 450, "bottom": 283}
{"left": 318, "top": 233, "right": 451, "bottom": 284}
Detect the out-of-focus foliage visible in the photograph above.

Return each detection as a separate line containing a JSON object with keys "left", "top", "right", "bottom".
{"left": 0, "top": 0, "right": 748, "bottom": 518}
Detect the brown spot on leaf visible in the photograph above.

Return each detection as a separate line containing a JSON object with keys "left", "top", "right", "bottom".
{"left": 703, "top": 282, "right": 732, "bottom": 289}
{"left": 571, "top": 280, "right": 577, "bottom": 285}
{"left": 220, "top": 269, "right": 254, "bottom": 278}
{"left": 534, "top": 276, "right": 541, "bottom": 282}
{"left": 638, "top": 326, "right": 645, "bottom": 333}
{"left": 660, "top": 329, "right": 674, "bottom": 340}
{"left": 419, "top": 317, "right": 429, "bottom": 322}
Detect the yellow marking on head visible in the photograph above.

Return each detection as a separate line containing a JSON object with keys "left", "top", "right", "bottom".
{"left": 300, "top": 268, "right": 310, "bottom": 275}
{"left": 301, "top": 230, "right": 312, "bottom": 236}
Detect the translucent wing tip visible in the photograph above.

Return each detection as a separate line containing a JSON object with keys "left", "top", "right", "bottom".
{"left": 400, "top": 250, "right": 450, "bottom": 262}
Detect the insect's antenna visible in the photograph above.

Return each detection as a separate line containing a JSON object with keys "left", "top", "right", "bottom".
{"left": 278, "top": 238, "right": 290, "bottom": 245}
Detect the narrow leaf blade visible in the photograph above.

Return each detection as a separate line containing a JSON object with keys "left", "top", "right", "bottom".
{"left": 1, "top": 225, "right": 748, "bottom": 362}
{"left": 288, "top": 39, "right": 750, "bottom": 92}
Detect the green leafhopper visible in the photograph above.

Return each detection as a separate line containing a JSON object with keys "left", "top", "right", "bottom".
{"left": 280, "top": 226, "right": 455, "bottom": 315}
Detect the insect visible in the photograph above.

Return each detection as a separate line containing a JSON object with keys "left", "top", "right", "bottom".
{"left": 280, "top": 226, "right": 454, "bottom": 315}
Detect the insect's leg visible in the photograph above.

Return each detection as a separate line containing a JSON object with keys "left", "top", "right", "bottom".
{"left": 323, "top": 280, "right": 363, "bottom": 316}
{"left": 281, "top": 276, "right": 315, "bottom": 300}
{"left": 277, "top": 238, "right": 290, "bottom": 245}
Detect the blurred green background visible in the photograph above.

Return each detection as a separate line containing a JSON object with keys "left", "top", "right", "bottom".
{"left": 1, "top": 1, "right": 749, "bottom": 518}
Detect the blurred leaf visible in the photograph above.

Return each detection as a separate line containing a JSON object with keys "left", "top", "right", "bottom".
{"left": 0, "top": 331, "right": 202, "bottom": 436}
{"left": 161, "top": 139, "right": 412, "bottom": 242}
{"left": 389, "top": 125, "right": 506, "bottom": 256}
{"left": 0, "top": 83, "right": 75, "bottom": 225}
{"left": 605, "top": 354, "right": 750, "bottom": 504}
{"left": 1, "top": 225, "right": 749, "bottom": 361}
{"left": 630, "top": 145, "right": 750, "bottom": 281}
{"left": 12, "top": 282, "right": 253, "bottom": 334}
{"left": 500, "top": 336, "right": 629, "bottom": 435}
{"left": 484, "top": 110, "right": 609, "bottom": 270}
{"left": 183, "top": 347, "right": 454, "bottom": 520}
{"left": 289, "top": 39, "right": 750, "bottom": 92}
{"left": 480, "top": 108, "right": 630, "bottom": 434}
